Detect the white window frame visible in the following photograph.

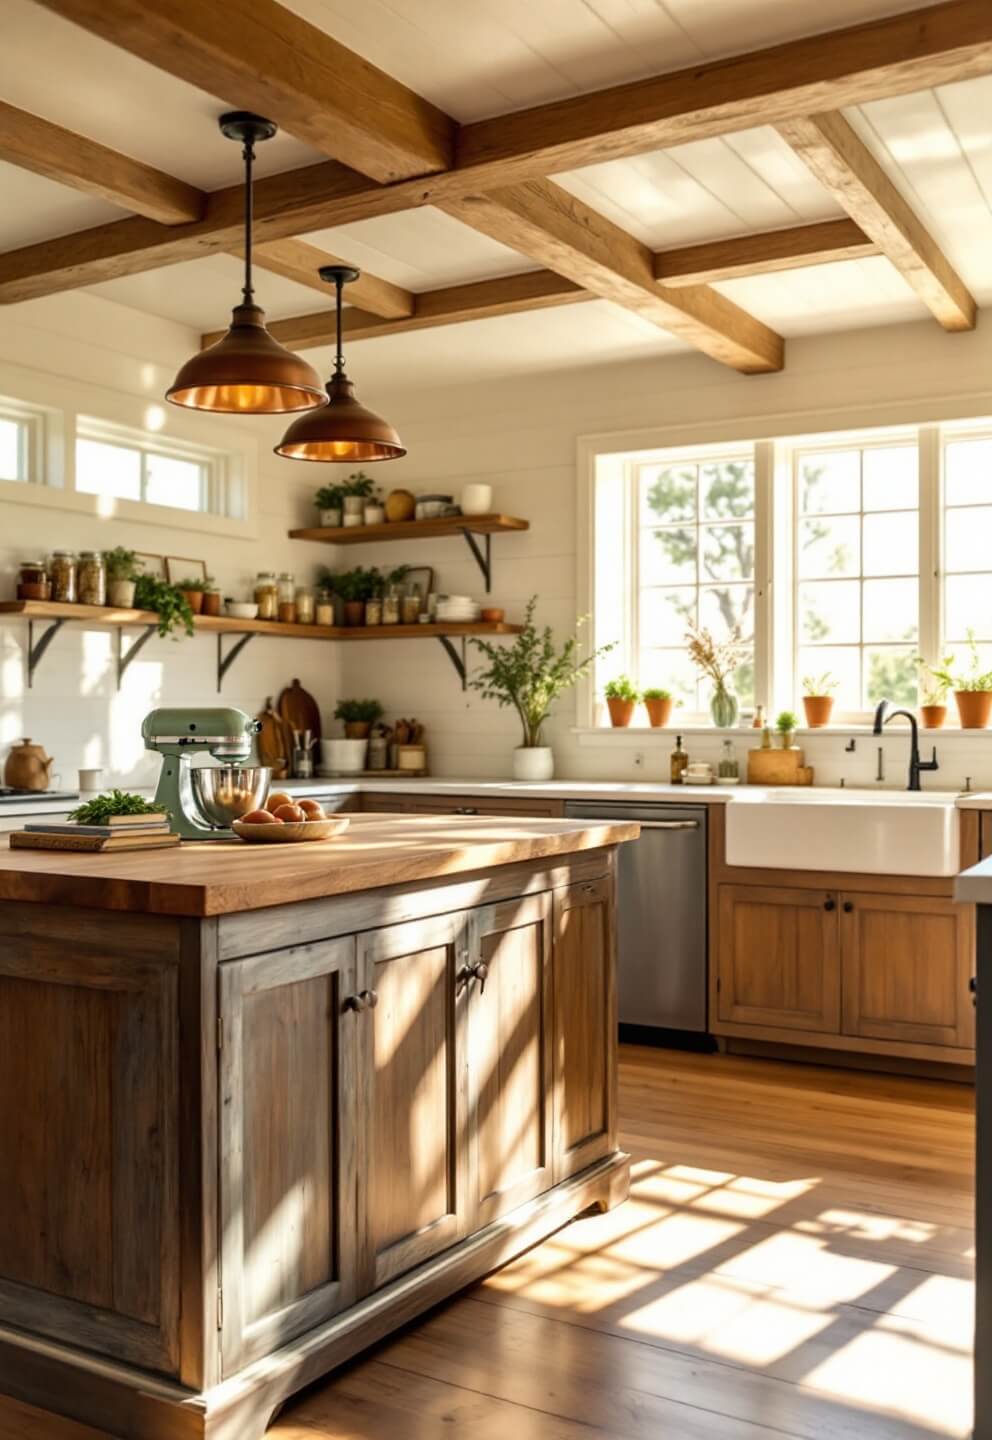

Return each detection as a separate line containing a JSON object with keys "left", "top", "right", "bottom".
{"left": 0, "top": 393, "right": 49, "bottom": 486}
{"left": 75, "top": 417, "right": 231, "bottom": 518}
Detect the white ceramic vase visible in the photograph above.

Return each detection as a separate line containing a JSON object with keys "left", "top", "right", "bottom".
{"left": 461, "top": 482, "right": 493, "bottom": 515}
{"left": 320, "top": 507, "right": 342, "bottom": 527}
{"left": 512, "top": 745, "right": 554, "bottom": 782}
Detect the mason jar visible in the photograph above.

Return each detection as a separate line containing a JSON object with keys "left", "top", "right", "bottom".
{"left": 254, "top": 571, "right": 278, "bottom": 619}
{"left": 78, "top": 551, "right": 106, "bottom": 606}
{"left": 48, "top": 550, "right": 77, "bottom": 603}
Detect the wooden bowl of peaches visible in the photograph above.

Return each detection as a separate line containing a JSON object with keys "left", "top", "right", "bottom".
{"left": 232, "top": 791, "right": 350, "bottom": 844}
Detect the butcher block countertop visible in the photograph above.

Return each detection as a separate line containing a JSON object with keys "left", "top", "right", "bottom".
{"left": 0, "top": 813, "right": 639, "bottom": 917}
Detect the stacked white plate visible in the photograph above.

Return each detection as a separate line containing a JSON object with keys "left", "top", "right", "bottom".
{"left": 435, "top": 595, "right": 480, "bottom": 622}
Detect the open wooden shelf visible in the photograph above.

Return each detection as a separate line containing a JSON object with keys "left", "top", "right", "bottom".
{"left": 0, "top": 600, "right": 522, "bottom": 691}
{"left": 288, "top": 513, "right": 527, "bottom": 545}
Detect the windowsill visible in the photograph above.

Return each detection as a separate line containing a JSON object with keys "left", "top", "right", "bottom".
{"left": 0, "top": 474, "right": 258, "bottom": 540}
{"left": 574, "top": 724, "right": 990, "bottom": 743}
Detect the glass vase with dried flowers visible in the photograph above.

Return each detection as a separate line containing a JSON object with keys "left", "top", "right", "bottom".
{"left": 685, "top": 622, "right": 747, "bottom": 728}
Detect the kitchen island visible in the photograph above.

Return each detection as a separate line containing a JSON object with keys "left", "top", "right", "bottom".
{"left": 0, "top": 814, "right": 636, "bottom": 1440}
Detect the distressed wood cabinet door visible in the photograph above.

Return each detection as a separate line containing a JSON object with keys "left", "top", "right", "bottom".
{"left": 553, "top": 876, "right": 617, "bottom": 1183}
{"left": 465, "top": 893, "right": 554, "bottom": 1232}
{"left": 218, "top": 937, "right": 359, "bottom": 1375}
{"left": 357, "top": 912, "right": 470, "bottom": 1291}
{"left": 0, "top": 922, "right": 180, "bottom": 1375}
{"left": 717, "top": 884, "right": 841, "bottom": 1034}
{"left": 840, "top": 892, "right": 975, "bottom": 1049}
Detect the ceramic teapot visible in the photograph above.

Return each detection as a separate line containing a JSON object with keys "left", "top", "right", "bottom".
{"left": 4, "top": 738, "right": 55, "bottom": 791}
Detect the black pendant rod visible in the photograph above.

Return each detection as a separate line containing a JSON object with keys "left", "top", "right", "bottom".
{"left": 242, "top": 135, "right": 255, "bottom": 305}
{"left": 335, "top": 273, "right": 344, "bottom": 373}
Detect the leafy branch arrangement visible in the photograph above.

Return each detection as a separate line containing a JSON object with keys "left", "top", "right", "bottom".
{"left": 470, "top": 597, "right": 615, "bottom": 748}
{"left": 69, "top": 790, "right": 166, "bottom": 824}
{"left": 134, "top": 574, "right": 195, "bottom": 639}
{"left": 685, "top": 621, "right": 746, "bottom": 693}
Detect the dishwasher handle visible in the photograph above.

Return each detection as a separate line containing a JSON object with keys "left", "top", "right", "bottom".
{"left": 628, "top": 819, "right": 700, "bottom": 830}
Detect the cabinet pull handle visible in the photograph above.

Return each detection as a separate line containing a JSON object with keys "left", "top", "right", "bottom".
{"left": 344, "top": 990, "right": 378, "bottom": 1013}
{"left": 843, "top": 901, "right": 854, "bottom": 913}
{"left": 454, "top": 806, "right": 479, "bottom": 815}
{"left": 823, "top": 898, "right": 836, "bottom": 912}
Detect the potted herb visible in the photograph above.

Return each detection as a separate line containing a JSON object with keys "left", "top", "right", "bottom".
{"left": 470, "top": 598, "right": 614, "bottom": 781}
{"left": 104, "top": 546, "right": 142, "bottom": 607}
{"left": 915, "top": 655, "right": 952, "bottom": 729}
{"left": 174, "top": 575, "right": 206, "bottom": 615}
{"left": 331, "top": 567, "right": 381, "bottom": 626}
{"left": 686, "top": 622, "right": 746, "bottom": 727}
{"left": 802, "top": 673, "right": 837, "bottom": 728}
{"left": 201, "top": 575, "right": 222, "bottom": 617}
{"left": 929, "top": 635, "right": 992, "bottom": 729}
{"left": 342, "top": 472, "right": 376, "bottom": 527}
{"left": 776, "top": 710, "right": 800, "bottom": 749}
{"left": 314, "top": 483, "right": 345, "bottom": 527}
{"left": 604, "top": 675, "right": 639, "bottom": 728}
{"left": 133, "top": 574, "right": 195, "bottom": 639}
{"left": 642, "top": 686, "right": 673, "bottom": 728}
{"left": 334, "top": 697, "right": 384, "bottom": 740}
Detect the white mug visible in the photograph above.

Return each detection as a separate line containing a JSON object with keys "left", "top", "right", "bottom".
{"left": 78, "top": 768, "right": 103, "bottom": 792}
{"left": 461, "top": 483, "right": 493, "bottom": 516}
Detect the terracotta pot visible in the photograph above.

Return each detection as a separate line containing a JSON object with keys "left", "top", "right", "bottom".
{"left": 201, "top": 591, "right": 222, "bottom": 616}
{"left": 606, "top": 697, "right": 636, "bottom": 728}
{"left": 803, "top": 695, "right": 834, "bottom": 728}
{"left": 344, "top": 721, "right": 371, "bottom": 740}
{"left": 920, "top": 704, "right": 947, "bottom": 730}
{"left": 955, "top": 690, "right": 992, "bottom": 729}
{"left": 643, "top": 697, "right": 672, "bottom": 728}
{"left": 343, "top": 600, "right": 366, "bottom": 627}
{"left": 180, "top": 588, "right": 204, "bottom": 614}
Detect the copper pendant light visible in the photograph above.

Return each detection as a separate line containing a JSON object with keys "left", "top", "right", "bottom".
{"left": 274, "top": 266, "right": 405, "bottom": 462}
{"left": 166, "top": 114, "right": 326, "bottom": 415}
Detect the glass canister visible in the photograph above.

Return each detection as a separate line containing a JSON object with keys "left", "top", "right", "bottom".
{"left": 316, "top": 588, "right": 334, "bottom": 626}
{"left": 278, "top": 599, "right": 297, "bottom": 624}
{"left": 78, "top": 550, "right": 106, "bottom": 606}
{"left": 17, "top": 561, "right": 50, "bottom": 601}
{"left": 295, "top": 586, "right": 315, "bottom": 624}
{"left": 365, "top": 597, "right": 383, "bottom": 626}
{"left": 382, "top": 585, "right": 401, "bottom": 625}
{"left": 401, "top": 583, "right": 423, "bottom": 625}
{"left": 254, "top": 571, "right": 278, "bottom": 620}
{"left": 277, "top": 572, "right": 295, "bottom": 605}
{"left": 48, "top": 550, "right": 77, "bottom": 603}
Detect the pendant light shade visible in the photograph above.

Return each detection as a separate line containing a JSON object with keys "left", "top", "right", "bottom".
{"left": 274, "top": 266, "right": 405, "bottom": 462}
{"left": 166, "top": 114, "right": 325, "bottom": 416}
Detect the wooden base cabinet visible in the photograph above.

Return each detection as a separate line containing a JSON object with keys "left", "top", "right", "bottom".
{"left": 717, "top": 885, "right": 840, "bottom": 1034}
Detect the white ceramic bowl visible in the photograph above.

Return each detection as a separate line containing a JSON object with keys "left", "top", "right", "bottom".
{"left": 225, "top": 602, "right": 259, "bottom": 620}
{"left": 232, "top": 816, "right": 350, "bottom": 844}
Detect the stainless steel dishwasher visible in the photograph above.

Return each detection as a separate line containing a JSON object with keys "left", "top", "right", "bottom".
{"left": 564, "top": 800, "right": 708, "bottom": 1035}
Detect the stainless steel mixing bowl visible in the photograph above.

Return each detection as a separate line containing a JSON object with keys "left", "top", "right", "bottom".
{"left": 190, "top": 765, "right": 271, "bottom": 828}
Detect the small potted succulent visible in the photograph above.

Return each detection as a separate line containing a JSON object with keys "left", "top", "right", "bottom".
{"left": 342, "top": 472, "right": 377, "bottom": 527}
{"left": 330, "top": 567, "right": 381, "bottom": 626}
{"left": 776, "top": 709, "right": 800, "bottom": 749}
{"left": 104, "top": 546, "right": 142, "bottom": 608}
{"left": 334, "top": 698, "right": 384, "bottom": 740}
{"left": 802, "top": 672, "right": 837, "bottom": 728}
{"left": 175, "top": 575, "right": 206, "bottom": 615}
{"left": 314, "top": 482, "right": 345, "bottom": 527}
{"left": 642, "top": 686, "right": 673, "bottom": 728}
{"left": 915, "top": 655, "right": 952, "bottom": 729}
{"left": 604, "top": 675, "right": 639, "bottom": 728}
{"left": 928, "top": 635, "right": 992, "bottom": 729}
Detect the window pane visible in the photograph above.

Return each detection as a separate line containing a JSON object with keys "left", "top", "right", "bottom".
{"left": 75, "top": 438, "right": 141, "bottom": 500}
{"left": 865, "top": 647, "right": 917, "bottom": 707}
{"left": 0, "top": 417, "right": 23, "bottom": 481}
{"left": 863, "top": 446, "right": 918, "bottom": 510}
{"left": 798, "top": 515, "right": 860, "bottom": 579}
{"left": 700, "top": 585, "right": 754, "bottom": 641}
{"left": 863, "top": 510, "right": 917, "bottom": 577}
{"left": 799, "top": 580, "right": 860, "bottom": 644}
{"left": 640, "top": 527, "right": 696, "bottom": 584}
{"left": 701, "top": 523, "right": 754, "bottom": 581}
{"left": 798, "top": 646, "right": 861, "bottom": 709}
{"left": 639, "top": 464, "right": 696, "bottom": 524}
{"left": 145, "top": 453, "right": 204, "bottom": 511}
{"left": 639, "top": 648, "right": 696, "bottom": 707}
{"left": 640, "top": 587, "right": 695, "bottom": 645}
{"left": 945, "top": 506, "right": 992, "bottom": 574}
{"left": 946, "top": 574, "right": 992, "bottom": 641}
{"left": 863, "top": 578, "right": 918, "bottom": 642}
{"left": 701, "top": 460, "right": 754, "bottom": 519}
{"left": 798, "top": 450, "right": 859, "bottom": 514}
{"left": 946, "top": 437, "right": 992, "bottom": 506}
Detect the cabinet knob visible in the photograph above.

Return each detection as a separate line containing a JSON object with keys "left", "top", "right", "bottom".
{"left": 843, "top": 901, "right": 854, "bottom": 913}
{"left": 458, "top": 960, "right": 490, "bottom": 994}
{"left": 455, "top": 806, "right": 479, "bottom": 815}
{"left": 361, "top": 988, "right": 378, "bottom": 1009}
{"left": 823, "top": 898, "right": 836, "bottom": 912}
{"left": 344, "top": 990, "right": 378, "bottom": 1012}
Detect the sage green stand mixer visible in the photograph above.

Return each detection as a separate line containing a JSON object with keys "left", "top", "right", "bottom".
{"left": 142, "top": 707, "right": 268, "bottom": 840}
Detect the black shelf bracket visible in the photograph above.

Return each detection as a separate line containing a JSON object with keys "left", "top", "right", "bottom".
{"left": 26, "top": 618, "right": 65, "bottom": 688}
{"left": 438, "top": 634, "right": 468, "bottom": 690}
{"left": 459, "top": 528, "right": 492, "bottom": 591}
{"left": 217, "top": 631, "right": 256, "bottom": 692}
{"left": 116, "top": 625, "right": 158, "bottom": 689}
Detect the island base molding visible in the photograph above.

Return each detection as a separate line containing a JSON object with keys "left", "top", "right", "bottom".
{"left": 0, "top": 1151, "right": 630, "bottom": 1440}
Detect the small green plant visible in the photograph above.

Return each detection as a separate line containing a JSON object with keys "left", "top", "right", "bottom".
{"left": 134, "top": 574, "right": 195, "bottom": 639}
{"left": 802, "top": 673, "right": 838, "bottom": 697}
{"left": 915, "top": 654, "right": 953, "bottom": 706}
{"left": 928, "top": 633, "right": 992, "bottom": 693}
{"left": 604, "top": 675, "right": 639, "bottom": 702}
{"left": 175, "top": 576, "right": 206, "bottom": 592}
{"left": 324, "top": 566, "right": 381, "bottom": 603}
{"left": 642, "top": 686, "right": 671, "bottom": 701}
{"left": 315, "top": 482, "right": 345, "bottom": 510}
{"left": 69, "top": 790, "right": 166, "bottom": 824}
{"left": 342, "top": 472, "right": 377, "bottom": 498}
{"left": 776, "top": 709, "right": 800, "bottom": 734}
{"left": 104, "top": 546, "right": 142, "bottom": 582}
{"left": 334, "top": 698, "right": 384, "bottom": 724}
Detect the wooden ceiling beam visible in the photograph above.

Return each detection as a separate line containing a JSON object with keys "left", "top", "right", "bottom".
{"left": 34, "top": 0, "right": 454, "bottom": 183}
{"left": 242, "top": 239, "right": 415, "bottom": 320}
{"left": 0, "top": 99, "right": 203, "bottom": 224}
{"left": 441, "top": 182, "right": 783, "bottom": 373}
{"left": 777, "top": 112, "right": 976, "bottom": 331}
{"left": 654, "top": 218, "right": 878, "bottom": 287}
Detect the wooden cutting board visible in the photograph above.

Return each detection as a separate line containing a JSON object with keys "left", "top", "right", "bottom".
{"left": 278, "top": 677, "right": 322, "bottom": 743}
{"left": 256, "top": 696, "right": 292, "bottom": 780}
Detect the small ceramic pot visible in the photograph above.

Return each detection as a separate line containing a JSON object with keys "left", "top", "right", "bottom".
{"left": 107, "top": 578, "right": 136, "bottom": 607}
{"left": 344, "top": 721, "right": 371, "bottom": 740}
{"left": 606, "top": 697, "right": 636, "bottom": 728}
{"left": 201, "top": 590, "right": 222, "bottom": 616}
{"left": 364, "top": 503, "right": 385, "bottom": 525}
{"left": 803, "top": 695, "right": 834, "bottom": 728}
{"left": 180, "top": 588, "right": 204, "bottom": 614}
{"left": 320, "top": 738, "right": 367, "bottom": 774}
{"left": 512, "top": 746, "right": 554, "bottom": 781}
{"left": 320, "top": 507, "right": 342, "bottom": 527}
{"left": 343, "top": 495, "right": 364, "bottom": 527}
{"left": 343, "top": 600, "right": 366, "bottom": 627}
{"left": 955, "top": 690, "right": 992, "bottom": 729}
{"left": 461, "top": 483, "right": 493, "bottom": 516}
{"left": 920, "top": 704, "right": 947, "bottom": 730}
{"left": 643, "top": 697, "right": 672, "bottom": 728}
{"left": 778, "top": 731, "right": 795, "bottom": 749}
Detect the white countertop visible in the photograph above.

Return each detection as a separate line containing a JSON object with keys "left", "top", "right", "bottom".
{"left": 956, "top": 855, "right": 992, "bottom": 902}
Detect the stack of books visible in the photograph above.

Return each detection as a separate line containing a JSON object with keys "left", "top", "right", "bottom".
{"left": 10, "top": 812, "right": 180, "bottom": 853}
